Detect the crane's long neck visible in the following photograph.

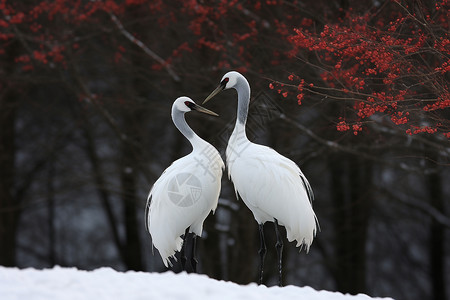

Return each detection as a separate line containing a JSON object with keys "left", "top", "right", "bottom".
{"left": 172, "top": 109, "right": 204, "bottom": 151}
{"left": 233, "top": 76, "right": 251, "bottom": 139}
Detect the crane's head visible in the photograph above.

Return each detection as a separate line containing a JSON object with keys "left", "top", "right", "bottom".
{"left": 203, "top": 71, "right": 242, "bottom": 104}
{"left": 173, "top": 96, "right": 219, "bottom": 116}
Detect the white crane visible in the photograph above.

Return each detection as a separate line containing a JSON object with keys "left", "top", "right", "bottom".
{"left": 203, "top": 71, "right": 318, "bottom": 286}
{"left": 145, "top": 97, "right": 224, "bottom": 271}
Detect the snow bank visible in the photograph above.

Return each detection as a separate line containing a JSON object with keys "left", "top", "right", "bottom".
{"left": 0, "top": 266, "right": 395, "bottom": 300}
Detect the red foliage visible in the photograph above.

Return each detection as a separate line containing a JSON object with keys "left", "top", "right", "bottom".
{"left": 286, "top": 1, "right": 450, "bottom": 137}
{"left": 337, "top": 120, "right": 350, "bottom": 132}
{"left": 1, "top": 0, "right": 448, "bottom": 139}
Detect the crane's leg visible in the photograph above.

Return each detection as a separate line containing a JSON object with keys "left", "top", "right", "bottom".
{"left": 191, "top": 235, "right": 198, "bottom": 273}
{"left": 258, "top": 223, "right": 266, "bottom": 285}
{"left": 180, "top": 227, "right": 189, "bottom": 271}
{"left": 274, "top": 218, "right": 283, "bottom": 287}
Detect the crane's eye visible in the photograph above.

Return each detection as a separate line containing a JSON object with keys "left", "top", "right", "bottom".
{"left": 221, "top": 77, "right": 229, "bottom": 86}
{"left": 184, "top": 101, "right": 195, "bottom": 109}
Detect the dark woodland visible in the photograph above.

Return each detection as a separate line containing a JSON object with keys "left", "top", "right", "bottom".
{"left": 0, "top": 1, "right": 449, "bottom": 300}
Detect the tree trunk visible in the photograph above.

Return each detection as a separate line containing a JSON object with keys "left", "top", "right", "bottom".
{"left": 120, "top": 111, "right": 144, "bottom": 271}
{"left": 330, "top": 154, "right": 372, "bottom": 294}
{"left": 47, "top": 160, "right": 56, "bottom": 266}
{"left": 82, "top": 120, "right": 126, "bottom": 265}
{"left": 0, "top": 90, "right": 18, "bottom": 267}
{"left": 230, "top": 200, "right": 257, "bottom": 284}
{"left": 427, "top": 162, "right": 446, "bottom": 300}
{"left": 0, "top": 45, "right": 18, "bottom": 267}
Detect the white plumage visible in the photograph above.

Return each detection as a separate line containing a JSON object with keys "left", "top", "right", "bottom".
{"left": 204, "top": 71, "right": 318, "bottom": 285}
{"left": 145, "top": 97, "right": 224, "bottom": 268}
{"left": 226, "top": 139, "right": 317, "bottom": 250}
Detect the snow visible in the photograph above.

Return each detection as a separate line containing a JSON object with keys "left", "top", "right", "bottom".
{"left": 0, "top": 266, "right": 395, "bottom": 300}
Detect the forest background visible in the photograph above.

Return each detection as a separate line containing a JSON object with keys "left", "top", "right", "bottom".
{"left": 0, "top": 1, "right": 448, "bottom": 300}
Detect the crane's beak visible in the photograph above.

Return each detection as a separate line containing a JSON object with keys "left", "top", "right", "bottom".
{"left": 192, "top": 103, "right": 219, "bottom": 117}
{"left": 203, "top": 84, "right": 225, "bottom": 104}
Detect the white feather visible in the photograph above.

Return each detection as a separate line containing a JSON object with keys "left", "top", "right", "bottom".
{"left": 214, "top": 71, "right": 318, "bottom": 252}
{"left": 145, "top": 97, "right": 224, "bottom": 267}
{"left": 227, "top": 136, "right": 317, "bottom": 251}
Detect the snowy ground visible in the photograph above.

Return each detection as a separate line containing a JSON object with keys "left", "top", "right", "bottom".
{"left": 0, "top": 266, "right": 395, "bottom": 300}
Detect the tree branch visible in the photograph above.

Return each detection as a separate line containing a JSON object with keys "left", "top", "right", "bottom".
{"left": 380, "top": 187, "right": 450, "bottom": 228}
{"left": 109, "top": 13, "right": 180, "bottom": 82}
{"left": 276, "top": 112, "right": 445, "bottom": 173}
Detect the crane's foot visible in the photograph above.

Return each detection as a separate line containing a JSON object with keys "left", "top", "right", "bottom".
{"left": 180, "top": 227, "right": 189, "bottom": 271}
{"left": 191, "top": 235, "right": 198, "bottom": 273}
{"left": 274, "top": 218, "right": 283, "bottom": 287}
{"left": 258, "top": 223, "right": 266, "bottom": 285}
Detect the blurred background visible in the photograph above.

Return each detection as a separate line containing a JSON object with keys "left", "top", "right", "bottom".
{"left": 0, "top": 1, "right": 448, "bottom": 300}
